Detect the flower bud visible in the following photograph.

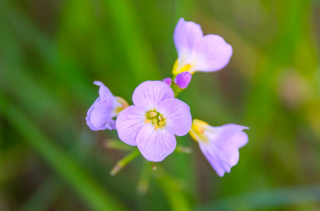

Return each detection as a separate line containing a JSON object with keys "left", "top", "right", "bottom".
{"left": 163, "top": 78, "right": 172, "bottom": 86}
{"left": 174, "top": 72, "right": 192, "bottom": 89}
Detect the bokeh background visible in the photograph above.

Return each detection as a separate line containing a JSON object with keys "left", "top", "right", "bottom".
{"left": 1, "top": 0, "right": 320, "bottom": 210}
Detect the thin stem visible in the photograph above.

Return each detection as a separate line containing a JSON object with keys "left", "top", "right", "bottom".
{"left": 174, "top": 145, "right": 193, "bottom": 154}
{"left": 110, "top": 149, "right": 140, "bottom": 176}
{"left": 137, "top": 161, "right": 152, "bottom": 194}
{"left": 171, "top": 82, "right": 184, "bottom": 97}
{"left": 103, "top": 139, "right": 134, "bottom": 151}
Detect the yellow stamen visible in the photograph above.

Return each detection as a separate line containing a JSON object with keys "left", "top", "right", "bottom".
{"left": 189, "top": 119, "right": 211, "bottom": 144}
{"left": 113, "top": 97, "right": 129, "bottom": 115}
{"left": 115, "top": 97, "right": 129, "bottom": 109}
{"left": 172, "top": 59, "right": 192, "bottom": 75}
{"left": 178, "top": 63, "right": 191, "bottom": 74}
{"left": 145, "top": 110, "right": 166, "bottom": 131}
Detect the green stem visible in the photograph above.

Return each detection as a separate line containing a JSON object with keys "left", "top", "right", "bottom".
{"left": 171, "top": 82, "right": 184, "bottom": 97}
{"left": 154, "top": 167, "right": 191, "bottom": 211}
{"left": 174, "top": 145, "right": 193, "bottom": 154}
{"left": 104, "top": 139, "right": 135, "bottom": 151}
{"left": 137, "top": 161, "right": 152, "bottom": 194}
{"left": 110, "top": 149, "right": 140, "bottom": 176}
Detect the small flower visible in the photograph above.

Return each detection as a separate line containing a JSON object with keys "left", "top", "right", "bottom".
{"left": 189, "top": 119, "right": 248, "bottom": 177}
{"left": 86, "top": 81, "right": 128, "bottom": 131}
{"left": 174, "top": 71, "right": 192, "bottom": 89}
{"left": 172, "top": 18, "right": 233, "bottom": 75}
{"left": 163, "top": 78, "right": 172, "bottom": 86}
{"left": 116, "top": 81, "right": 192, "bottom": 162}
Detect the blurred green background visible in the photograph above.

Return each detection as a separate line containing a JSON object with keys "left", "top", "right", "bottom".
{"left": 1, "top": 0, "right": 320, "bottom": 210}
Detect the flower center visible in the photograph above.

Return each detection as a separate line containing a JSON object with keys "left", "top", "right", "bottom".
{"left": 113, "top": 97, "right": 129, "bottom": 116}
{"left": 145, "top": 110, "right": 166, "bottom": 131}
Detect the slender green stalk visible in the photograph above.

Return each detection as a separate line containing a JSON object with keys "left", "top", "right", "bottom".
{"left": 110, "top": 149, "right": 140, "bottom": 176}
{"left": 174, "top": 145, "right": 193, "bottom": 154}
{"left": 137, "top": 161, "right": 152, "bottom": 194}
{"left": 172, "top": 83, "right": 185, "bottom": 97}
{"left": 154, "top": 167, "right": 191, "bottom": 211}
{"left": 104, "top": 139, "right": 135, "bottom": 151}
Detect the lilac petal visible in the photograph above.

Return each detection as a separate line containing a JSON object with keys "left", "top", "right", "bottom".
{"left": 157, "top": 98, "right": 192, "bottom": 136}
{"left": 132, "top": 81, "right": 174, "bottom": 111}
{"left": 174, "top": 18, "right": 203, "bottom": 59}
{"left": 86, "top": 98, "right": 113, "bottom": 131}
{"left": 230, "top": 131, "right": 248, "bottom": 148}
{"left": 163, "top": 78, "right": 172, "bottom": 86}
{"left": 200, "top": 144, "right": 239, "bottom": 177}
{"left": 136, "top": 124, "right": 176, "bottom": 162}
{"left": 200, "top": 124, "right": 248, "bottom": 177}
{"left": 116, "top": 105, "right": 145, "bottom": 146}
{"left": 207, "top": 124, "right": 249, "bottom": 145}
{"left": 93, "top": 81, "right": 114, "bottom": 101}
{"left": 106, "top": 119, "right": 116, "bottom": 130}
{"left": 174, "top": 71, "right": 192, "bottom": 89}
{"left": 191, "top": 34, "right": 232, "bottom": 72}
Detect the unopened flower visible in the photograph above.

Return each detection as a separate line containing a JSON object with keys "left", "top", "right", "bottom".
{"left": 116, "top": 81, "right": 192, "bottom": 162}
{"left": 163, "top": 78, "right": 172, "bottom": 86}
{"left": 86, "top": 81, "right": 128, "bottom": 131}
{"left": 189, "top": 119, "right": 248, "bottom": 177}
{"left": 173, "top": 18, "right": 233, "bottom": 75}
{"left": 174, "top": 71, "right": 192, "bottom": 89}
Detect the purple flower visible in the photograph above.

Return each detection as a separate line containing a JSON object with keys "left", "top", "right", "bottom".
{"left": 189, "top": 119, "right": 248, "bottom": 177}
{"left": 174, "top": 71, "right": 192, "bottom": 89}
{"left": 163, "top": 78, "right": 172, "bottom": 86}
{"left": 116, "top": 81, "right": 192, "bottom": 162}
{"left": 173, "top": 18, "right": 233, "bottom": 75}
{"left": 86, "top": 81, "right": 128, "bottom": 131}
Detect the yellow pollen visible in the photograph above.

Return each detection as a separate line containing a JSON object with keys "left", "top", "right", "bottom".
{"left": 145, "top": 110, "right": 166, "bottom": 130}
{"left": 113, "top": 97, "right": 129, "bottom": 116}
{"left": 178, "top": 63, "right": 191, "bottom": 74}
{"left": 172, "top": 60, "right": 192, "bottom": 75}
{"left": 198, "top": 127, "right": 205, "bottom": 133}
{"left": 189, "top": 119, "right": 211, "bottom": 144}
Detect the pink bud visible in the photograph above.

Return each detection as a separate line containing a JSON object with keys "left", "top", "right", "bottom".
{"left": 163, "top": 78, "right": 172, "bottom": 86}
{"left": 174, "top": 72, "right": 192, "bottom": 89}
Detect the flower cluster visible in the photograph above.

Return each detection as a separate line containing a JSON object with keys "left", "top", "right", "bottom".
{"left": 86, "top": 18, "right": 248, "bottom": 177}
